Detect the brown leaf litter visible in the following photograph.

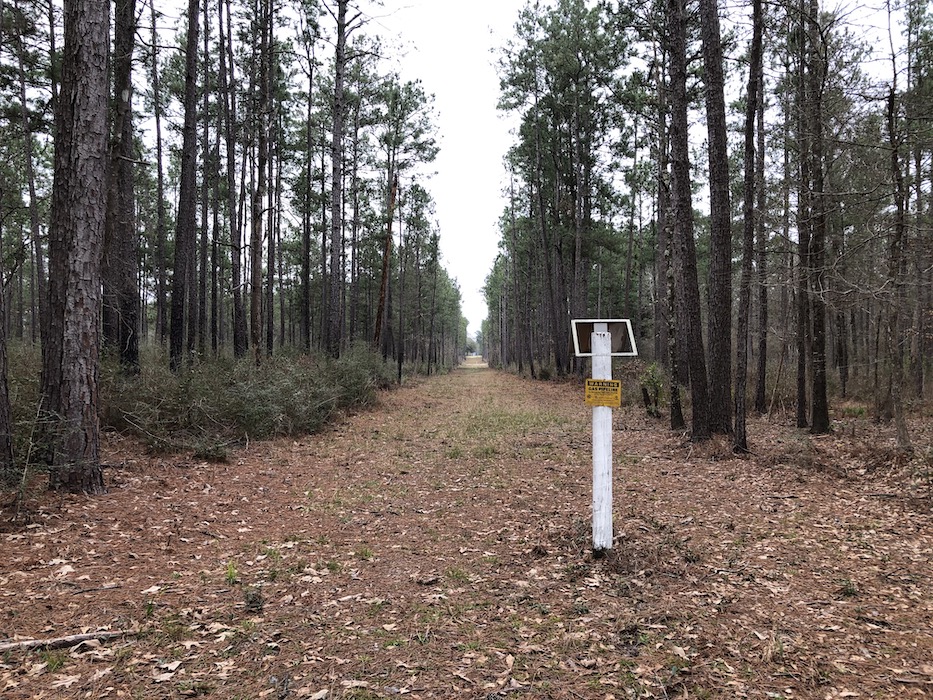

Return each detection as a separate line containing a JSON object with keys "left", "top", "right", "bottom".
{"left": 1, "top": 359, "right": 931, "bottom": 698}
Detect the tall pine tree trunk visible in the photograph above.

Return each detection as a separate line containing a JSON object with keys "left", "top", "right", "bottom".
{"left": 103, "top": 0, "right": 139, "bottom": 372}
{"left": 0, "top": 280, "right": 12, "bottom": 481}
{"left": 795, "top": 0, "right": 810, "bottom": 429}
{"left": 249, "top": 0, "right": 270, "bottom": 366}
{"left": 700, "top": 0, "right": 733, "bottom": 435}
{"left": 268, "top": 111, "right": 279, "bottom": 356}
{"left": 374, "top": 175, "right": 397, "bottom": 349}
{"left": 327, "top": 0, "right": 350, "bottom": 357}
{"left": 668, "top": 0, "right": 710, "bottom": 440}
{"left": 300, "top": 39, "right": 315, "bottom": 351}
{"left": 220, "top": 0, "right": 247, "bottom": 357}
{"left": 886, "top": 85, "right": 912, "bottom": 453}
{"left": 397, "top": 194, "right": 407, "bottom": 384}
{"left": 211, "top": 133, "right": 221, "bottom": 354}
{"left": 349, "top": 97, "right": 362, "bottom": 341}
{"left": 198, "top": 0, "right": 211, "bottom": 357}
{"left": 653, "top": 47, "right": 670, "bottom": 368}
{"left": 735, "top": 0, "right": 763, "bottom": 452}
{"left": 150, "top": 2, "right": 168, "bottom": 345}
{"left": 169, "top": 0, "right": 200, "bottom": 371}
{"left": 753, "top": 42, "right": 768, "bottom": 415}
{"left": 43, "top": 0, "right": 110, "bottom": 493}
{"left": 807, "top": 0, "right": 830, "bottom": 433}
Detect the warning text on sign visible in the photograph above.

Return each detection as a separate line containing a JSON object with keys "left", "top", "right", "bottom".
{"left": 584, "top": 379, "right": 622, "bottom": 408}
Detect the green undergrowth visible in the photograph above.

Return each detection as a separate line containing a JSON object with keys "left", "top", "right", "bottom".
{"left": 2, "top": 342, "right": 394, "bottom": 471}
{"left": 99, "top": 344, "right": 394, "bottom": 456}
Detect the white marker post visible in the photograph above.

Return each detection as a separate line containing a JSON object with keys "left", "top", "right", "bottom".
{"left": 571, "top": 319, "right": 638, "bottom": 556}
{"left": 591, "top": 323, "right": 613, "bottom": 553}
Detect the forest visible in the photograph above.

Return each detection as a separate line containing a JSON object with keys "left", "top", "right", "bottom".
{"left": 0, "top": 0, "right": 931, "bottom": 493}
{"left": 482, "top": 0, "right": 932, "bottom": 451}
{"left": 0, "top": 1, "right": 932, "bottom": 695}
{"left": 0, "top": 0, "right": 472, "bottom": 494}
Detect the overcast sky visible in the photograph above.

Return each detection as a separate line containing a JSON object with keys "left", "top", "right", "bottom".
{"left": 370, "top": 1, "right": 527, "bottom": 338}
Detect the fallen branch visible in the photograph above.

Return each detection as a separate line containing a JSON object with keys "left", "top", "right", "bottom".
{"left": 72, "top": 584, "right": 122, "bottom": 595}
{"left": 893, "top": 677, "right": 933, "bottom": 685}
{"left": 0, "top": 630, "right": 128, "bottom": 653}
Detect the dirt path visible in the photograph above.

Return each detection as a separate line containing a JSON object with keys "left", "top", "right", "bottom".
{"left": 2, "top": 361, "right": 932, "bottom": 699}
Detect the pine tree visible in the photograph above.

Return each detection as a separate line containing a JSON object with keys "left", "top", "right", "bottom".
{"left": 42, "top": 0, "right": 110, "bottom": 493}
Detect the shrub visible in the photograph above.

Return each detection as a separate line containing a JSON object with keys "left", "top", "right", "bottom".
{"left": 98, "top": 343, "right": 394, "bottom": 454}
{"left": 639, "top": 363, "right": 664, "bottom": 418}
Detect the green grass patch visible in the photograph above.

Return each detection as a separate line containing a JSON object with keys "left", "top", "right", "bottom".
{"left": 224, "top": 561, "right": 239, "bottom": 585}
{"left": 445, "top": 567, "right": 470, "bottom": 583}
{"left": 38, "top": 650, "right": 68, "bottom": 673}
{"left": 463, "top": 407, "right": 565, "bottom": 438}
{"left": 472, "top": 444, "right": 499, "bottom": 459}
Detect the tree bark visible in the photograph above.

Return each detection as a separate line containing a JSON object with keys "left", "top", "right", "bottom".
{"left": 795, "top": 0, "right": 810, "bottom": 429}
{"left": 249, "top": 0, "right": 270, "bottom": 366}
{"left": 668, "top": 0, "right": 709, "bottom": 440}
{"left": 665, "top": 192, "right": 685, "bottom": 431}
{"left": 269, "top": 114, "right": 281, "bottom": 355}
{"left": 211, "top": 133, "right": 220, "bottom": 354}
{"left": 753, "top": 42, "right": 768, "bottom": 415}
{"left": 103, "top": 0, "right": 139, "bottom": 373}
{"left": 169, "top": 0, "right": 200, "bottom": 372}
{"left": 653, "top": 47, "right": 670, "bottom": 368}
{"left": 885, "top": 85, "right": 912, "bottom": 453}
{"left": 0, "top": 281, "right": 12, "bottom": 481}
{"left": 349, "top": 91, "right": 362, "bottom": 342}
{"left": 327, "top": 0, "right": 350, "bottom": 358}
{"left": 806, "top": 0, "right": 830, "bottom": 434}
{"left": 700, "top": 0, "right": 733, "bottom": 435}
{"left": 43, "top": 0, "right": 110, "bottom": 493}
{"left": 397, "top": 189, "right": 407, "bottom": 384}
{"left": 198, "top": 0, "right": 210, "bottom": 357}
{"left": 220, "top": 0, "right": 247, "bottom": 357}
{"left": 374, "top": 175, "right": 397, "bottom": 349}
{"left": 150, "top": 1, "right": 168, "bottom": 346}
{"left": 299, "top": 30, "right": 316, "bottom": 351}
{"left": 734, "top": 0, "right": 762, "bottom": 452}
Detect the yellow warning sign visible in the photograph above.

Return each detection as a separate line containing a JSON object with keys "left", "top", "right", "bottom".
{"left": 585, "top": 379, "right": 622, "bottom": 407}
